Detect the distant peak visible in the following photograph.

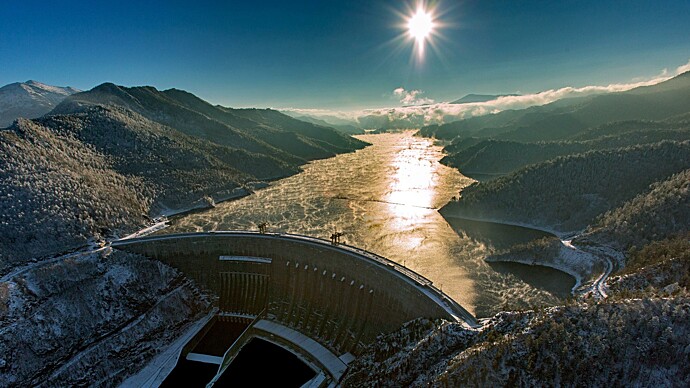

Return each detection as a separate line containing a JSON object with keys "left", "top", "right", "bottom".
{"left": 93, "top": 82, "right": 119, "bottom": 89}
{"left": 90, "top": 82, "right": 127, "bottom": 95}
{"left": 25, "top": 80, "right": 53, "bottom": 89}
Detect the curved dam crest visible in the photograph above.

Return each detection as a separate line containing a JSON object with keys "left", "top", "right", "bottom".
{"left": 113, "top": 231, "right": 476, "bottom": 384}
{"left": 164, "top": 132, "right": 577, "bottom": 317}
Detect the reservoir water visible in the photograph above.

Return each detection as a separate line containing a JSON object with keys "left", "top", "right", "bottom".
{"left": 162, "top": 132, "right": 574, "bottom": 317}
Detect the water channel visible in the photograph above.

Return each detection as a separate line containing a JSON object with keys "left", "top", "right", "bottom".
{"left": 162, "top": 132, "right": 574, "bottom": 317}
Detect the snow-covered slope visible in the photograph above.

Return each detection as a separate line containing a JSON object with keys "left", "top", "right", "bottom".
{"left": 0, "top": 80, "right": 79, "bottom": 127}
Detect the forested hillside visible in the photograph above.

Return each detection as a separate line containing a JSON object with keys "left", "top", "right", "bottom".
{"left": 344, "top": 227, "right": 690, "bottom": 386}
{"left": 0, "top": 119, "right": 151, "bottom": 272}
{"left": 408, "top": 74, "right": 690, "bottom": 387}
{"left": 433, "top": 72, "right": 690, "bottom": 255}
{"left": 0, "top": 250, "right": 211, "bottom": 387}
{"left": 441, "top": 141, "right": 690, "bottom": 232}
{"left": 0, "top": 84, "right": 368, "bottom": 272}
{"left": 441, "top": 126, "right": 690, "bottom": 176}
{"left": 571, "top": 119, "right": 687, "bottom": 140}
{"left": 343, "top": 297, "right": 690, "bottom": 386}
{"left": 579, "top": 169, "right": 690, "bottom": 251}
{"left": 36, "top": 105, "right": 297, "bottom": 212}
{"left": 420, "top": 71, "right": 690, "bottom": 142}
{"left": 607, "top": 233, "right": 690, "bottom": 295}
{"left": 293, "top": 115, "right": 364, "bottom": 135}
{"left": 55, "top": 83, "right": 368, "bottom": 162}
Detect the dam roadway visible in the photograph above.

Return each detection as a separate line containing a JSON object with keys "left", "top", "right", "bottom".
{"left": 112, "top": 231, "right": 476, "bottom": 385}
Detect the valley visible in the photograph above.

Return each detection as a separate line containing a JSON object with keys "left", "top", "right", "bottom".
{"left": 0, "top": 71, "right": 688, "bottom": 386}
{"left": 163, "top": 132, "right": 576, "bottom": 316}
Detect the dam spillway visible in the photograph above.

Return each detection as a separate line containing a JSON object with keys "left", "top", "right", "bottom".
{"left": 112, "top": 231, "right": 476, "bottom": 385}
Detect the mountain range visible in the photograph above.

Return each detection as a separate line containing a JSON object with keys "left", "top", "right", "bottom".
{"left": 2, "top": 73, "right": 690, "bottom": 386}
{"left": 432, "top": 71, "right": 690, "bottom": 256}
{"left": 292, "top": 115, "right": 364, "bottom": 135}
{"left": 341, "top": 72, "right": 690, "bottom": 387}
{"left": 421, "top": 71, "right": 690, "bottom": 142}
{"left": 0, "top": 80, "right": 79, "bottom": 127}
{"left": 0, "top": 82, "right": 368, "bottom": 271}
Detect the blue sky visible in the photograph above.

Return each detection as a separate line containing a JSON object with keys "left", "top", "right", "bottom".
{"left": 2, "top": 0, "right": 690, "bottom": 110}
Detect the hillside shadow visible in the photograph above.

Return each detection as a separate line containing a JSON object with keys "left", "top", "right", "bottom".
{"left": 487, "top": 261, "right": 575, "bottom": 297}
{"left": 444, "top": 216, "right": 555, "bottom": 251}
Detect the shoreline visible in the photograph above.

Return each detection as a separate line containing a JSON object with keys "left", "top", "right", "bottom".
{"left": 155, "top": 180, "right": 274, "bottom": 219}
{"left": 484, "top": 254, "right": 582, "bottom": 294}
{"left": 440, "top": 212, "right": 608, "bottom": 295}
{"left": 440, "top": 210, "right": 578, "bottom": 240}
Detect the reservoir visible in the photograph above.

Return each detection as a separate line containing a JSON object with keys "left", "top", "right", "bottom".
{"left": 162, "top": 132, "right": 574, "bottom": 317}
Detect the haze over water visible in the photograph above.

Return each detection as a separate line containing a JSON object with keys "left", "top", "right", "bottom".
{"left": 165, "top": 132, "right": 573, "bottom": 317}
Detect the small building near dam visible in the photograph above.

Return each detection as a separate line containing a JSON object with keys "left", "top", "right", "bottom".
{"left": 112, "top": 231, "right": 476, "bottom": 387}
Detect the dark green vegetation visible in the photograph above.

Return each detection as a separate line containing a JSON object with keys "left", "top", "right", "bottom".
{"left": 442, "top": 125, "right": 690, "bottom": 176}
{"left": 443, "top": 142, "right": 690, "bottom": 232}
{"left": 580, "top": 169, "right": 690, "bottom": 250}
{"left": 608, "top": 233, "right": 690, "bottom": 297}
{"left": 622, "top": 233, "right": 690, "bottom": 274}
{"left": 0, "top": 118, "right": 151, "bottom": 272}
{"left": 0, "top": 84, "right": 367, "bottom": 272}
{"left": 431, "top": 72, "right": 690, "bottom": 251}
{"left": 420, "top": 71, "right": 690, "bottom": 142}
{"left": 343, "top": 297, "right": 690, "bottom": 386}
{"left": 54, "top": 83, "right": 367, "bottom": 163}
{"left": 354, "top": 73, "right": 690, "bottom": 386}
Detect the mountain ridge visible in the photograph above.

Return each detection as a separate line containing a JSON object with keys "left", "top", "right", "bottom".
{"left": 54, "top": 83, "right": 368, "bottom": 163}
{"left": 421, "top": 71, "right": 690, "bottom": 141}
{"left": 1, "top": 83, "right": 368, "bottom": 271}
{"left": 0, "top": 80, "right": 79, "bottom": 127}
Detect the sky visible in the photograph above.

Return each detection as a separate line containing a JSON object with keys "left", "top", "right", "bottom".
{"left": 2, "top": 0, "right": 690, "bottom": 111}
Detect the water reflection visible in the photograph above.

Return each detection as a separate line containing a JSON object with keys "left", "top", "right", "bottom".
{"left": 162, "top": 132, "right": 572, "bottom": 317}
{"left": 386, "top": 141, "right": 436, "bottom": 208}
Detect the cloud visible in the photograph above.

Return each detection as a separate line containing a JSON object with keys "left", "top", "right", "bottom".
{"left": 356, "top": 59, "right": 690, "bottom": 129}
{"left": 393, "top": 87, "right": 434, "bottom": 106}
{"left": 282, "top": 59, "right": 690, "bottom": 130}
{"left": 675, "top": 59, "right": 690, "bottom": 75}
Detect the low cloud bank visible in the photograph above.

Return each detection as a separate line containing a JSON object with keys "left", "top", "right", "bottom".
{"left": 281, "top": 60, "right": 690, "bottom": 129}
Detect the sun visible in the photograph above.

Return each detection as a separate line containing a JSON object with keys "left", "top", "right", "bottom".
{"left": 408, "top": 8, "right": 434, "bottom": 43}
{"left": 395, "top": 1, "right": 444, "bottom": 62}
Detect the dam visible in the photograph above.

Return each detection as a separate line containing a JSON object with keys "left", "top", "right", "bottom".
{"left": 112, "top": 231, "right": 476, "bottom": 386}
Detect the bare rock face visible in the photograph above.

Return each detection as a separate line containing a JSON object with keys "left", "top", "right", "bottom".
{"left": 0, "top": 250, "right": 211, "bottom": 387}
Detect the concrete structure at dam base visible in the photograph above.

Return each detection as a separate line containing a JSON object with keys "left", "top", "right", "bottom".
{"left": 112, "top": 231, "right": 476, "bottom": 386}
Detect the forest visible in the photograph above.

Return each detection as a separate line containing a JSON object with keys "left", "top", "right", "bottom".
{"left": 442, "top": 141, "right": 690, "bottom": 233}
{"left": 343, "top": 233, "right": 690, "bottom": 386}
{"left": 349, "top": 72, "right": 690, "bottom": 387}
{"left": 0, "top": 84, "right": 367, "bottom": 273}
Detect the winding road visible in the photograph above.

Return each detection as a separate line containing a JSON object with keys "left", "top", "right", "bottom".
{"left": 562, "top": 238, "right": 614, "bottom": 299}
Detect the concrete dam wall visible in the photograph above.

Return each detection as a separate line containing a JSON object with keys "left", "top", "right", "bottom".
{"left": 112, "top": 232, "right": 475, "bottom": 359}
